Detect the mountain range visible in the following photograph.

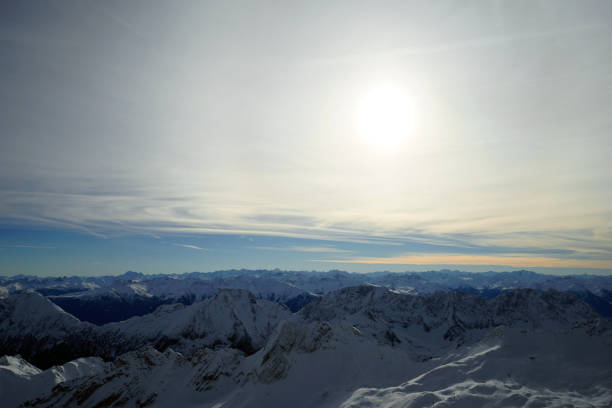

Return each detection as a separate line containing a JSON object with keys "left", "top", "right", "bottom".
{"left": 2, "top": 269, "right": 611, "bottom": 324}
{"left": 1, "top": 270, "right": 611, "bottom": 407}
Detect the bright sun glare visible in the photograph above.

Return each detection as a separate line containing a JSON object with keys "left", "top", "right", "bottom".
{"left": 356, "top": 84, "right": 412, "bottom": 150}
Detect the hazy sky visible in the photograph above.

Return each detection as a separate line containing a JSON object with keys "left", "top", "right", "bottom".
{"left": 1, "top": 1, "right": 611, "bottom": 276}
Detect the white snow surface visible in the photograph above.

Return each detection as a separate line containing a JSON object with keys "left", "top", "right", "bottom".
{"left": 341, "top": 328, "right": 612, "bottom": 408}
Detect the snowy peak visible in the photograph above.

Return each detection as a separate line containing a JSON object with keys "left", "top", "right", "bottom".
{"left": 491, "top": 289, "right": 601, "bottom": 328}
{"left": 0, "top": 290, "right": 84, "bottom": 337}
{"left": 301, "top": 285, "right": 486, "bottom": 324}
{"left": 300, "top": 285, "right": 607, "bottom": 353}
{"left": 0, "top": 292, "right": 110, "bottom": 369}
{"left": 21, "top": 346, "right": 230, "bottom": 408}
{"left": 105, "top": 288, "right": 291, "bottom": 355}
{"left": 305, "top": 285, "right": 602, "bottom": 328}
{"left": 300, "top": 285, "right": 396, "bottom": 320}
{"left": 212, "top": 287, "right": 259, "bottom": 304}
{"left": 184, "top": 289, "right": 291, "bottom": 353}
{"left": 0, "top": 355, "right": 107, "bottom": 407}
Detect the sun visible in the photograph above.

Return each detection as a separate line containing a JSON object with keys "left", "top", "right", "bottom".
{"left": 356, "top": 84, "right": 413, "bottom": 150}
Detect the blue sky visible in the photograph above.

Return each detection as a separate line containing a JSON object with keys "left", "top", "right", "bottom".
{"left": 1, "top": 1, "right": 611, "bottom": 276}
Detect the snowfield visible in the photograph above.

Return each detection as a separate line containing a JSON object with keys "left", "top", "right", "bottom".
{"left": 341, "top": 328, "right": 612, "bottom": 408}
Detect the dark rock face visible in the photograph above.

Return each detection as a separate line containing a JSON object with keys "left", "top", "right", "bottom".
{"left": 0, "top": 330, "right": 130, "bottom": 370}
{"left": 283, "top": 292, "right": 319, "bottom": 312}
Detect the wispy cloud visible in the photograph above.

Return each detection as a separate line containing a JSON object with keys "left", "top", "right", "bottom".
{"left": 316, "top": 254, "right": 612, "bottom": 270}
{"left": 251, "top": 245, "right": 352, "bottom": 254}
{"left": 172, "top": 243, "right": 207, "bottom": 250}
{"left": 1, "top": 1, "right": 611, "bottom": 273}
{"left": 306, "top": 23, "right": 610, "bottom": 66}
{"left": 0, "top": 244, "right": 56, "bottom": 249}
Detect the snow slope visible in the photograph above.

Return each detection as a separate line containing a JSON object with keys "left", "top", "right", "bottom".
{"left": 341, "top": 327, "right": 612, "bottom": 408}
{"left": 0, "top": 355, "right": 107, "bottom": 407}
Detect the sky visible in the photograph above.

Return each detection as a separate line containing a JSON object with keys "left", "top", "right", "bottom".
{"left": 1, "top": 1, "right": 611, "bottom": 276}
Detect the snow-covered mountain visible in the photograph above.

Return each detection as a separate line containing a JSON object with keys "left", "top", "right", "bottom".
{"left": 0, "top": 355, "right": 107, "bottom": 407}
{"left": 0, "top": 289, "right": 290, "bottom": 369}
{"left": 34, "top": 274, "right": 309, "bottom": 324}
{"left": 7, "top": 284, "right": 611, "bottom": 407}
{"left": 0, "top": 290, "right": 107, "bottom": 369}
{"left": 300, "top": 286, "right": 604, "bottom": 357}
{"left": 60, "top": 274, "right": 306, "bottom": 302}
{"left": 5, "top": 269, "right": 612, "bottom": 297}
{"left": 103, "top": 289, "right": 291, "bottom": 355}
{"left": 3, "top": 269, "right": 612, "bottom": 324}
